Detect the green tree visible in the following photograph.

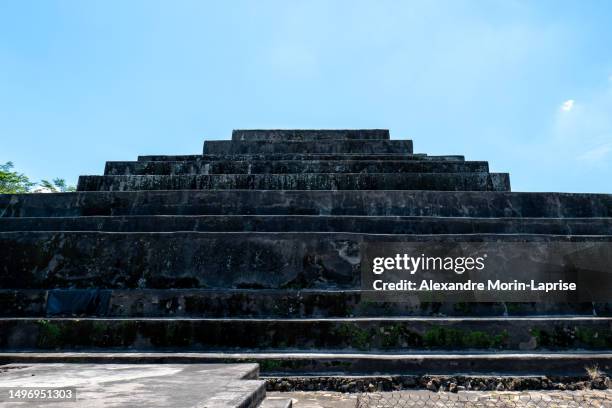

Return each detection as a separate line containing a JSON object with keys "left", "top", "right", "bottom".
{"left": 0, "top": 162, "right": 76, "bottom": 194}
{"left": 39, "top": 178, "right": 77, "bottom": 192}
{"left": 0, "top": 162, "right": 35, "bottom": 193}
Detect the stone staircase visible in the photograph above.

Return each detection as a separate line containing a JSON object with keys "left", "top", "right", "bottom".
{"left": 1, "top": 129, "right": 612, "bottom": 377}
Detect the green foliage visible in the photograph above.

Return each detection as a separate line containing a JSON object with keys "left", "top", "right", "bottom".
{"left": 334, "top": 323, "right": 372, "bottom": 350}
{"left": 0, "top": 162, "right": 35, "bottom": 193}
{"left": 575, "top": 328, "right": 612, "bottom": 348}
{"left": 380, "top": 324, "right": 422, "bottom": 349}
{"left": 259, "top": 359, "right": 283, "bottom": 371}
{"left": 36, "top": 319, "right": 62, "bottom": 348}
{"left": 424, "top": 327, "right": 508, "bottom": 349}
{"left": 528, "top": 327, "right": 607, "bottom": 349}
{"left": 0, "top": 162, "right": 75, "bottom": 194}
{"left": 39, "top": 178, "right": 77, "bottom": 192}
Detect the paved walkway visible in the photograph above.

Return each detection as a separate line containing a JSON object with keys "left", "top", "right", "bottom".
{"left": 269, "top": 390, "right": 612, "bottom": 408}
{"left": 0, "top": 363, "right": 265, "bottom": 408}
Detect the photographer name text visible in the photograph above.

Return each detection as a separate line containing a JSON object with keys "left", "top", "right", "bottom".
{"left": 372, "top": 279, "right": 577, "bottom": 292}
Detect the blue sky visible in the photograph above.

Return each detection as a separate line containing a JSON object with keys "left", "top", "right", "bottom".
{"left": 1, "top": 0, "right": 611, "bottom": 192}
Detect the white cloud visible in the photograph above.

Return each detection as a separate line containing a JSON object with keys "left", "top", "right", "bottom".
{"left": 561, "top": 99, "right": 575, "bottom": 111}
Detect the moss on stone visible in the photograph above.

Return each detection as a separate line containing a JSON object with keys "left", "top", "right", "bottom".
{"left": 333, "top": 323, "right": 372, "bottom": 350}
{"left": 575, "top": 328, "right": 612, "bottom": 348}
{"left": 528, "top": 326, "right": 612, "bottom": 349}
{"left": 452, "top": 302, "right": 472, "bottom": 315}
{"left": 36, "top": 320, "right": 62, "bottom": 348}
{"left": 531, "top": 327, "right": 575, "bottom": 349}
{"left": 505, "top": 302, "right": 524, "bottom": 314}
{"left": 380, "top": 324, "right": 422, "bottom": 349}
{"left": 259, "top": 359, "right": 283, "bottom": 372}
{"left": 146, "top": 321, "right": 191, "bottom": 347}
{"left": 423, "top": 327, "right": 507, "bottom": 349}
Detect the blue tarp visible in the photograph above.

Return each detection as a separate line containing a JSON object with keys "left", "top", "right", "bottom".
{"left": 46, "top": 289, "right": 111, "bottom": 316}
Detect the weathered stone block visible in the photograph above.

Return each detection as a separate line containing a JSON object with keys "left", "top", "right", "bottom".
{"left": 1, "top": 317, "right": 610, "bottom": 351}
{"left": 77, "top": 173, "right": 509, "bottom": 192}
{"left": 2, "top": 191, "right": 612, "bottom": 218}
{"left": 203, "top": 140, "right": 413, "bottom": 155}
{"left": 104, "top": 160, "right": 489, "bottom": 176}
{"left": 2, "top": 289, "right": 609, "bottom": 318}
{"left": 139, "top": 153, "right": 464, "bottom": 162}
{"left": 231, "top": 129, "right": 390, "bottom": 141}
{"left": 1, "top": 232, "right": 611, "bottom": 290}
{"left": 2, "top": 128, "right": 611, "bottom": 378}
{"left": 1, "top": 215, "right": 612, "bottom": 235}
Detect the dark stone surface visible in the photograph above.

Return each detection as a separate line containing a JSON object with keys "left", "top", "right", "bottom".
{"left": 231, "top": 129, "right": 390, "bottom": 141}
{"left": 2, "top": 190, "right": 612, "bottom": 218}
{"left": 104, "top": 160, "right": 489, "bottom": 176}
{"left": 139, "top": 154, "right": 464, "bottom": 162}
{"left": 0, "top": 290, "right": 47, "bottom": 316}
{"left": 265, "top": 375, "right": 610, "bottom": 391}
{"left": 2, "top": 129, "right": 612, "bottom": 376}
{"left": 76, "top": 173, "right": 510, "bottom": 192}
{"left": 138, "top": 154, "right": 202, "bottom": 161}
{"left": 0, "top": 316, "right": 610, "bottom": 351}
{"left": 2, "top": 215, "right": 612, "bottom": 235}
{"left": 1, "top": 352, "right": 610, "bottom": 376}
{"left": 1, "top": 232, "right": 612, "bottom": 290}
{"left": 46, "top": 290, "right": 111, "bottom": 316}
{"left": 0, "top": 231, "right": 361, "bottom": 289}
{"left": 203, "top": 140, "right": 413, "bottom": 155}
{"left": 1, "top": 289, "right": 610, "bottom": 318}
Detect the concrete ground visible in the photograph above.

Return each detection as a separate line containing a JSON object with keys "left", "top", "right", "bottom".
{"left": 3, "top": 363, "right": 612, "bottom": 407}
{"left": 268, "top": 390, "right": 612, "bottom": 408}
{"left": 0, "top": 363, "right": 265, "bottom": 408}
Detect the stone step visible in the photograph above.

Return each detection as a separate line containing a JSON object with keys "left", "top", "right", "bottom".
{"left": 260, "top": 397, "right": 292, "bottom": 408}
{"left": 104, "top": 160, "right": 489, "bottom": 176}
{"left": 76, "top": 173, "right": 510, "bottom": 192}
{"left": 2, "top": 191, "right": 612, "bottom": 218}
{"left": 232, "top": 129, "right": 390, "bottom": 141}
{"left": 203, "top": 140, "right": 413, "bottom": 155}
{"left": 109, "top": 159, "right": 484, "bottom": 176}
{"left": 1, "top": 317, "right": 610, "bottom": 351}
{"left": 2, "top": 215, "right": 612, "bottom": 235}
{"left": 1, "top": 232, "right": 611, "bottom": 290}
{"left": 1, "top": 289, "right": 609, "bottom": 318}
{"left": 138, "top": 154, "right": 464, "bottom": 162}
{"left": 8, "top": 353, "right": 612, "bottom": 379}
{"left": 2, "top": 351, "right": 610, "bottom": 376}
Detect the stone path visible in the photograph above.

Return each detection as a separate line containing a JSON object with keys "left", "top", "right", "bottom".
{"left": 269, "top": 390, "right": 612, "bottom": 408}
{"left": 0, "top": 363, "right": 265, "bottom": 408}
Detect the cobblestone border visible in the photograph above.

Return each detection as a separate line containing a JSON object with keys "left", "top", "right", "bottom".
{"left": 265, "top": 375, "right": 610, "bottom": 393}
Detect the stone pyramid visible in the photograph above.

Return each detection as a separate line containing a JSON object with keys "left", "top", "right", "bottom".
{"left": 1, "top": 129, "right": 611, "bottom": 377}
